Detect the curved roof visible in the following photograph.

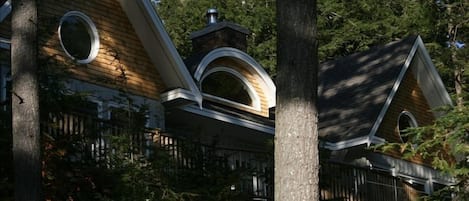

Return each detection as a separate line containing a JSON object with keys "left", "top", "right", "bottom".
{"left": 186, "top": 47, "right": 276, "bottom": 108}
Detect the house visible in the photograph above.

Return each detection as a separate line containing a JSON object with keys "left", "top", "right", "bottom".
{"left": 316, "top": 35, "right": 454, "bottom": 200}
{"left": 0, "top": 0, "right": 454, "bottom": 200}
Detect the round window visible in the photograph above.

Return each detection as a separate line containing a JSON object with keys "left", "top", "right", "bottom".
{"left": 58, "top": 11, "right": 99, "bottom": 64}
{"left": 398, "top": 111, "right": 418, "bottom": 143}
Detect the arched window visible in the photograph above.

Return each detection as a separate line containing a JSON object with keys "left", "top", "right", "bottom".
{"left": 58, "top": 11, "right": 99, "bottom": 64}
{"left": 201, "top": 67, "right": 260, "bottom": 110}
{"left": 398, "top": 111, "right": 418, "bottom": 143}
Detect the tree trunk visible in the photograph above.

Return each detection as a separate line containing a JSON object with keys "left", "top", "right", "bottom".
{"left": 11, "top": 0, "right": 41, "bottom": 200}
{"left": 275, "top": 0, "right": 319, "bottom": 200}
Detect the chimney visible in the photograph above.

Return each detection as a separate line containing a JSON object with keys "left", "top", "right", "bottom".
{"left": 206, "top": 8, "right": 218, "bottom": 25}
{"left": 190, "top": 8, "right": 250, "bottom": 53}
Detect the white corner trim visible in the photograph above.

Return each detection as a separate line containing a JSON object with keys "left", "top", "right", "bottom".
{"left": 321, "top": 132, "right": 385, "bottom": 151}
{"left": 321, "top": 136, "right": 370, "bottom": 150}
{"left": 194, "top": 47, "right": 276, "bottom": 108}
{"left": 160, "top": 88, "right": 198, "bottom": 103}
{"left": 181, "top": 104, "right": 275, "bottom": 134}
{"left": 139, "top": 0, "right": 202, "bottom": 105}
{"left": 0, "top": 0, "right": 11, "bottom": 23}
{"left": 367, "top": 38, "right": 420, "bottom": 141}
{"left": 370, "top": 136, "right": 386, "bottom": 144}
{"left": 0, "top": 37, "right": 10, "bottom": 49}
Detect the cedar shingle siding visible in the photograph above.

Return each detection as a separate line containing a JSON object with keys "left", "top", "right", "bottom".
{"left": 376, "top": 68, "right": 434, "bottom": 143}
{"left": 38, "top": 0, "right": 165, "bottom": 99}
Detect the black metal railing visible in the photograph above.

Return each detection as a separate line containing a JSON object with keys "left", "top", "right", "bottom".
{"left": 41, "top": 111, "right": 155, "bottom": 164}
{"left": 158, "top": 134, "right": 274, "bottom": 200}
{"left": 39, "top": 112, "right": 425, "bottom": 201}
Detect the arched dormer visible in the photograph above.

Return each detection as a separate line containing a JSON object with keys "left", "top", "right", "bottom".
{"left": 201, "top": 67, "right": 261, "bottom": 111}
{"left": 193, "top": 47, "right": 275, "bottom": 117}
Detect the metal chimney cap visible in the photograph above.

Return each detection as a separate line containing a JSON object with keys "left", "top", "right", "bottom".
{"left": 206, "top": 8, "right": 218, "bottom": 26}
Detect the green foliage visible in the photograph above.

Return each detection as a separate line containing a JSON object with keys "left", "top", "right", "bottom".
{"left": 377, "top": 104, "right": 469, "bottom": 200}
{"left": 157, "top": 0, "right": 468, "bottom": 86}
{"left": 156, "top": 0, "right": 277, "bottom": 75}
{"left": 318, "top": 0, "right": 438, "bottom": 60}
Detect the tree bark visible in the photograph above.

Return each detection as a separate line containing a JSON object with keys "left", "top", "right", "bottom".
{"left": 11, "top": 0, "right": 41, "bottom": 200}
{"left": 275, "top": 0, "right": 319, "bottom": 200}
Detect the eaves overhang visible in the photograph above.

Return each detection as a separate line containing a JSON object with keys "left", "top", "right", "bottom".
{"left": 118, "top": 0, "right": 202, "bottom": 105}
{"left": 160, "top": 88, "right": 199, "bottom": 107}
{"left": 181, "top": 104, "right": 275, "bottom": 135}
{"left": 0, "top": 37, "right": 10, "bottom": 49}
{"left": 367, "top": 153, "right": 455, "bottom": 185}
{"left": 320, "top": 135, "right": 385, "bottom": 151}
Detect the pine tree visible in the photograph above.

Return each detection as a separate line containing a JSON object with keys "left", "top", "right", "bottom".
{"left": 157, "top": 0, "right": 277, "bottom": 75}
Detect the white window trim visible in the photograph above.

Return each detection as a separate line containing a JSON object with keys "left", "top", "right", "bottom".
{"left": 58, "top": 11, "right": 100, "bottom": 64}
{"left": 397, "top": 111, "right": 418, "bottom": 143}
{"left": 200, "top": 67, "right": 261, "bottom": 111}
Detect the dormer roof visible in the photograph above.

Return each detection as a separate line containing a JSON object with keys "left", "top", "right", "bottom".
{"left": 319, "top": 36, "right": 452, "bottom": 150}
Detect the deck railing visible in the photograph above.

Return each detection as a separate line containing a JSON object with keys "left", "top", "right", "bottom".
{"left": 41, "top": 111, "right": 156, "bottom": 163}
{"left": 157, "top": 134, "right": 274, "bottom": 200}
{"left": 40, "top": 112, "right": 425, "bottom": 201}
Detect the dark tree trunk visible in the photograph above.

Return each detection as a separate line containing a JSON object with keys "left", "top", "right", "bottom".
{"left": 275, "top": 0, "right": 319, "bottom": 200}
{"left": 11, "top": 0, "right": 41, "bottom": 200}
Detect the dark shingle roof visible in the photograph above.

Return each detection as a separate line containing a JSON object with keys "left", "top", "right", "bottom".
{"left": 318, "top": 36, "right": 418, "bottom": 142}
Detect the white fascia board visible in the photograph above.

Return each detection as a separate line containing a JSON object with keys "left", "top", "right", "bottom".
{"left": 321, "top": 135, "right": 386, "bottom": 151}
{"left": 0, "top": 37, "right": 10, "bottom": 49}
{"left": 321, "top": 136, "right": 370, "bottom": 151}
{"left": 0, "top": 0, "right": 11, "bottom": 23}
{"left": 181, "top": 104, "right": 275, "bottom": 134}
{"left": 368, "top": 153, "right": 455, "bottom": 185}
{"left": 413, "top": 36, "right": 453, "bottom": 110}
{"left": 366, "top": 38, "right": 420, "bottom": 141}
{"left": 138, "top": 0, "right": 202, "bottom": 104}
{"left": 118, "top": 0, "right": 202, "bottom": 105}
{"left": 370, "top": 136, "right": 386, "bottom": 144}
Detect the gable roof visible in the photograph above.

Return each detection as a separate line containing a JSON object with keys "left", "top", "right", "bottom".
{"left": 117, "top": 0, "right": 202, "bottom": 105}
{"left": 319, "top": 36, "right": 452, "bottom": 150}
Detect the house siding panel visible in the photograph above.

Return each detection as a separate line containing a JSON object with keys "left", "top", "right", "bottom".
{"left": 376, "top": 63, "right": 435, "bottom": 164}
{"left": 38, "top": 0, "right": 165, "bottom": 99}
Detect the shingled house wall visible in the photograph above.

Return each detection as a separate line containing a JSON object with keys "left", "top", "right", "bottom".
{"left": 38, "top": 0, "right": 165, "bottom": 99}
{"left": 376, "top": 63, "right": 435, "bottom": 164}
